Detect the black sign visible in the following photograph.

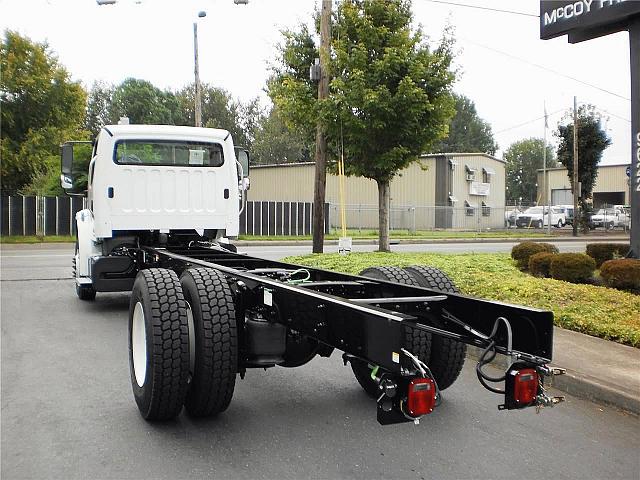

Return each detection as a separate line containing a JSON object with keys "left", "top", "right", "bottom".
{"left": 540, "top": 1, "right": 640, "bottom": 43}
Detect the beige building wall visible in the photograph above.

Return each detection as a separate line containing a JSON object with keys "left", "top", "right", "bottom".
{"left": 248, "top": 153, "right": 505, "bottom": 230}
{"left": 537, "top": 164, "right": 630, "bottom": 205}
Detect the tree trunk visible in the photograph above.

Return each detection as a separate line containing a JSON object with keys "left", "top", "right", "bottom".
{"left": 311, "top": 0, "right": 332, "bottom": 254}
{"left": 377, "top": 179, "right": 390, "bottom": 252}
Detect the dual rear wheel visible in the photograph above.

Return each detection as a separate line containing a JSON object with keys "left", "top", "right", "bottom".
{"left": 352, "top": 266, "right": 467, "bottom": 398}
{"left": 128, "top": 267, "right": 237, "bottom": 420}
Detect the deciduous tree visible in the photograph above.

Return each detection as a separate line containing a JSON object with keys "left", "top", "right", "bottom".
{"left": 433, "top": 94, "right": 498, "bottom": 155}
{"left": 556, "top": 105, "right": 611, "bottom": 231}
{"left": 504, "top": 138, "right": 556, "bottom": 206}
{"left": 269, "top": 0, "right": 457, "bottom": 250}
{"left": 1, "top": 30, "right": 86, "bottom": 194}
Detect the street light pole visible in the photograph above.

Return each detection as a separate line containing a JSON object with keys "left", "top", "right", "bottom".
{"left": 193, "top": 11, "right": 206, "bottom": 128}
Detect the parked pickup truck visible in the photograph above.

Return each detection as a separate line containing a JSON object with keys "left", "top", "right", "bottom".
{"left": 589, "top": 207, "right": 630, "bottom": 230}
{"left": 516, "top": 206, "right": 566, "bottom": 229}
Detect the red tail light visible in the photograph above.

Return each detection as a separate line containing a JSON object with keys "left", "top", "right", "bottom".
{"left": 407, "top": 378, "right": 436, "bottom": 416}
{"left": 513, "top": 369, "right": 539, "bottom": 405}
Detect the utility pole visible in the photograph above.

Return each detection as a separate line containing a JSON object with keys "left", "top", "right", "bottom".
{"left": 312, "top": 0, "right": 332, "bottom": 254}
{"left": 572, "top": 96, "right": 579, "bottom": 237}
{"left": 543, "top": 103, "right": 551, "bottom": 235}
{"left": 193, "top": 13, "right": 205, "bottom": 128}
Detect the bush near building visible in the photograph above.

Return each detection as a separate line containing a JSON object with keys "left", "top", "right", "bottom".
{"left": 586, "top": 243, "right": 630, "bottom": 268}
{"left": 550, "top": 253, "right": 596, "bottom": 284}
{"left": 529, "top": 252, "right": 555, "bottom": 278}
{"left": 600, "top": 259, "right": 640, "bottom": 291}
{"left": 511, "top": 241, "right": 559, "bottom": 271}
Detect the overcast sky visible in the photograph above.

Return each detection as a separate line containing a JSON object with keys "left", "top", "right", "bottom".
{"left": 0, "top": 0, "right": 632, "bottom": 165}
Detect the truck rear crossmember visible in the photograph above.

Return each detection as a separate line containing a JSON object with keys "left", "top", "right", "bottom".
{"left": 127, "top": 244, "right": 565, "bottom": 425}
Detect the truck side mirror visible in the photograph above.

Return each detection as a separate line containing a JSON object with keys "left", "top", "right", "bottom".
{"left": 60, "top": 143, "right": 74, "bottom": 189}
{"left": 235, "top": 148, "right": 250, "bottom": 178}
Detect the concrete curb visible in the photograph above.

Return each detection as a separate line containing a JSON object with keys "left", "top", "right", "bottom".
{"left": 0, "top": 235, "right": 629, "bottom": 248}
{"left": 466, "top": 346, "right": 639, "bottom": 416}
{"left": 233, "top": 236, "right": 630, "bottom": 247}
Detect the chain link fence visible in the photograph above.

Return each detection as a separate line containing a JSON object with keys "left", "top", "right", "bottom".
{"left": 328, "top": 203, "right": 516, "bottom": 233}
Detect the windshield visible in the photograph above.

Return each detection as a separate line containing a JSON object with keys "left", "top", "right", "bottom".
{"left": 114, "top": 140, "right": 224, "bottom": 167}
{"left": 524, "top": 207, "right": 542, "bottom": 214}
{"left": 595, "top": 209, "right": 614, "bottom": 215}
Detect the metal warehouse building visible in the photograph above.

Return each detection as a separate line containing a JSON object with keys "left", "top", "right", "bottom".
{"left": 537, "top": 164, "right": 631, "bottom": 207}
{"left": 248, "top": 153, "right": 506, "bottom": 231}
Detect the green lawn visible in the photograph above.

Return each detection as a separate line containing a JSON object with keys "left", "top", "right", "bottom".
{"left": 284, "top": 252, "right": 640, "bottom": 348}
{"left": 0, "top": 235, "right": 76, "bottom": 244}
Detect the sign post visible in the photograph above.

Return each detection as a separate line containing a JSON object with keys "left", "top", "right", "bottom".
{"left": 540, "top": 0, "right": 640, "bottom": 257}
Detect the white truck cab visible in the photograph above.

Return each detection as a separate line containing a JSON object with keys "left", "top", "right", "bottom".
{"left": 61, "top": 124, "right": 249, "bottom": 299}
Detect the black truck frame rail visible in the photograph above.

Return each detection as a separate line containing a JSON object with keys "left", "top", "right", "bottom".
{"left": 130, "top": 244, "right": 565, "bottom": 424}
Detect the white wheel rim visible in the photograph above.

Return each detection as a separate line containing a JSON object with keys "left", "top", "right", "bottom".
{"left": 132, "top": 302, "right": 147, "bottom": 387}
{"left": 186, "top": 302, "right": 195, "bottom": 376}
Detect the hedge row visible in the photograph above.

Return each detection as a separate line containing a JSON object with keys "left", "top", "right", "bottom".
{"left": 513, "top": 241, "right": 639, "bottom": 292}
{"left": 585, "top": 243, "right": 630, "bottom": 267}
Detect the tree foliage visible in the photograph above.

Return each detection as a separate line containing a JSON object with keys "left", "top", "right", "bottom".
{"left": 556, "top": 105, "right": 611, "bottom": 230}
{"left": 504, "top": 138, "right": 556, "bottom": 205}
{"left": 251, "top": 107, "right": 312, "bottom": 164}
{"left": 433, "top": 94, "right": 498, "bottom": 155}
{"left": 174, "top": 83, "right": 249, "bottom": 146}
{"left": 269, "top": 0, "right": 456, "bottom": 250}
{"left": 1, "top": 30, "right": 87, "bottom": 194}
{"left": 109, "top": 78, "right": 180, "bottom": 125}
{"left": 85, "top": 81, "right": 114, "bottom": 137}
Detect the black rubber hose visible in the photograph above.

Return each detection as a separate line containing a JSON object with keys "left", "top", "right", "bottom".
{"left": 476, "top": 341, "right": 506, "bottom": 394}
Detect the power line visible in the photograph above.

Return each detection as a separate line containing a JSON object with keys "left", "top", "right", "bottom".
{"left": 420, "top": 0, "right": 538, "bottom": 18}
{"left": 460, "top": 37, "right": 631, "bottom": 102}
{"left": 583, "top": 104, "right": 631, "bottom": 123}
{"left": 494, "top": 108, "right": 567, "bottom": 135}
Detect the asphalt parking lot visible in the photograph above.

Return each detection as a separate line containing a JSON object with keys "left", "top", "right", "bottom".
{"left": 2, "top": 245, "right": 639, "bottom": 479}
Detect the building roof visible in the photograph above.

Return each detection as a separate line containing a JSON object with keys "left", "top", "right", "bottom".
{"left": 536, "top": 163, "right": 630, "bottom": 173}
{"left": 420, "top": 152, "right": 505, "bottom": 164}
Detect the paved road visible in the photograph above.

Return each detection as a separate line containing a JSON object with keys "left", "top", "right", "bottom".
{"left": 2, "top": 243, "right": 639, "bottom": 479}
{"left": 0, "top": 240, "right": 592, "bottom": 281}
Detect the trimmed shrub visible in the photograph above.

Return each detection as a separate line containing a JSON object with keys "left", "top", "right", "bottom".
{"left": 529, "top": 252, "right": 555, "bottom": 278}
{"left": 511, "top": 242, "right": 559, "bottom": 271}
{"left": 600, "top": 259, "right": 640, "bottom": 291}
{"left": 586, "top": 243, "right": 630, "bottom": 268}
{"left": 550, "top": 253, "right": 596, "bottom": 283}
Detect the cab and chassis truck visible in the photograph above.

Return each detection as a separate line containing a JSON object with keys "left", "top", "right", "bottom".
{"left": 62, "top": 125, "right": 564, "bottom": 425}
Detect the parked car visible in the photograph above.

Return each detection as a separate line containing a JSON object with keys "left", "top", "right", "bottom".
{"left": 589, "top": 207, "right": 630, "bottom": 230}
{"left": 516, "top": 206, "right": 566, "bottom": 228}
{"left": 504, "top": 208, "right": 521, "bottom": 228}
{"left": 555, "top": 205, "right": 575, "bottom": 226}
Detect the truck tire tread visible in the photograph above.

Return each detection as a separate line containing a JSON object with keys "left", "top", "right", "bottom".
{"left": 129, "top": 268, "right": 190, "bottom": 420}
{"left": 404, "top": 266, "right": 467, "bottom": 390}
{"left": 353, "top": 266, "right": 431, "bottom": 397}
{"left": 181, "top": 268, "right": 237, "bottom": 417}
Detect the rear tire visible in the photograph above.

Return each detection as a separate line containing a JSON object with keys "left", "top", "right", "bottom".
{"left": 180, "top": 268, "right": 237, "bottom": 417}
{"left": 129, "top": 268, "right": 190, "bottom": 420}
{"left": 76, "top": 283, "right": 97, "bottom": 301}
{"left": 403, "top": 266, "right": 467, "bottom": 390}
{"left": 354, "top": 266, "right": 431, "bottom": 397}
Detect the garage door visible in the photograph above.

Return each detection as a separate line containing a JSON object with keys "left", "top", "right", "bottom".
{"left": 593, "top": 192, "right": 625, "bottom": 208}
{"left": 551, "top": 189, "right": 572, "bottom": 205}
